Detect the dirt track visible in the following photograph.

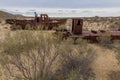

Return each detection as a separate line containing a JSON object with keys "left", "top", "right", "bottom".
{"left": 91, "top": 44, "right": 120, "bottom": 80}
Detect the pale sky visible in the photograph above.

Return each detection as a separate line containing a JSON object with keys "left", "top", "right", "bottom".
{"left": 1, "top": 0, "right": 120, "bottom": 17}
{"left": 0, "top": 0, "right": 120, "bottom": 8}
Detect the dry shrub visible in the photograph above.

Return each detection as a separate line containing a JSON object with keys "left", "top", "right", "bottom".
{"left": 35, "top": 25, "right": 44, "bottom": 30}
{"left": 108, "top": 71, "right": 120, "bottom": 80}
{"left": 25, "top": 24, "right": 33, "bottom": 30}
{"left": 0, "top": 31, "right": 60, "bottom": 80}
{"left": 97, "top": 33, "right": 113, "bottom": 48}
{"left": 10, "top": 24, "right": 22, "bottom": 30}
{"left": 0, "top": 31, "right": 95, "bottom": 80}
{"left": 115, "top": 40, "right": 120, "bottom": 63}
{"left": 54, "top": 39, "right": 96, "bottom": 80}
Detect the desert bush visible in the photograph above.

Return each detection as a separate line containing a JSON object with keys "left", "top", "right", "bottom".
{"left": 0, "top": 31, "right": 61, "bottom": 80}
{"left": 10, "top": 24, "right": 17, "bottom": 30}
{"left": 115, "top": 40, "right": 120, "bottom": 63}
{"left": 54, "top": 40, "right": 96, "bottom": 80}
{"left": 108, "top": 71, "right": 120, "bottom": 80}
{"left": 35, "top": 25, "right": 44, "bottom": 30}
{"left": 109, "top": 21, "right": 120, "bottom": 30}
{"left": 66, "top": 70, "right": 80, "bottom": 80}
{"left": 110, "top": 42, "right": 120, "bottom": 80}
{"left": 0, "top": 31, "right": 95, "bottom": 80}
{"left": 57, "top": 25, "right": 66, "bottom": 30}
{"left": 10, "top": 24, "right": 22, "bottom": 30}
{"left": 97, "top": 33, "right": 113, "bottom": 48}
{"left": 25, "top": 24, "right": 33, "bottom": 30}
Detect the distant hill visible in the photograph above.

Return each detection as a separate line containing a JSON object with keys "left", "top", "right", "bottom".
{"left": 0, "top": 10, "right": 25, "bottom": 20}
